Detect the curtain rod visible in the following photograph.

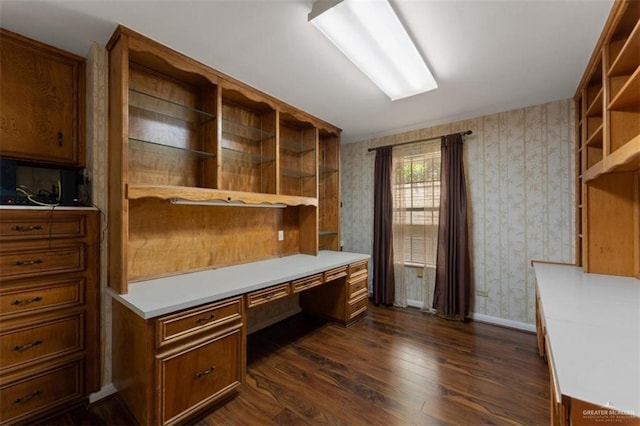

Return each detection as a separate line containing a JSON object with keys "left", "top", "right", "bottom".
{"left": 367, "top": 130, "right": 472, "bottom": 152}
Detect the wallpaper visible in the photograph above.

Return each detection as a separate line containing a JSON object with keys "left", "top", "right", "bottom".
{"left": 341, "top": 99, "right": 575, "bottom": 325}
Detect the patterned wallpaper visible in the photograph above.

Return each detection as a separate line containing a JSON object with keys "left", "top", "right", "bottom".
{"left": 341, "top": 99, "right": 575, "bottom": 325}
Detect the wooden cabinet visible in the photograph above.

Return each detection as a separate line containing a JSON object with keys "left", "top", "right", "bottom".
{"left": 575, "top": 0, "right": 640, "bottom": 277}
{"left": 112, "top": 296, "right": 244, "bottom": 426}
{"left": 0, "top": 208, "right": 100, "bottom": 425}
{"left": 319, "top": 129, "right": 341, "bottom": 251}
{"left": 0, "top": 29, "right": 85, "bottom": 166}
{"left": 300, "top": 260, "right": 369, "bottom": 325}
{"left": 107, "top": 26, "right": 342, "bottom": 295}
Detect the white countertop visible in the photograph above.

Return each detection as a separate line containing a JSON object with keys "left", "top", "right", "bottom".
{"left": 533, "top": 262, "right": 640, "bottom": 415}
{"left": 109, "top": 250, "right": 370, "bottom": 319}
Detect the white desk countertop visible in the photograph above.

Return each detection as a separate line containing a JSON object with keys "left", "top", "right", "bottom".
{"left": 533, "top": 262, "right": 640, "bottom": 416}
{"left": 109, "top": 250, "right": 370, "bottom": 320}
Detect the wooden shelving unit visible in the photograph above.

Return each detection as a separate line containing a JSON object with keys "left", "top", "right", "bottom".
{"left": 575, "top": 0, "right": 640, "bottom": 277}
{"left": 319, "top": 129, "right": 341, "bottom": 251}
{"left": 107, "top": 25, "right": 342, "bottom": 294}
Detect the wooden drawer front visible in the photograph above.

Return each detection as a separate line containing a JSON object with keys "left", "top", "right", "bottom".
{"left": 348, "top": 260, "right": 368, "bottom": 279}
{"left": 347, "top": 293, "right": 368, "bottom": 321}
{"left": 0, "top": 361, "right": 81, "bottom": 424}
{"left": 0, "top": 245, "right": 84, "bottom": 280}
{"left": 348, "top": 275, "right": 368, "bottom": 300}
{"left": 157, "top": 298, "right": 242, "bottom": 348}
{"left": 0, "top": 279, "right": 83, "bottom": 319}
{"left": 324, "top": 266, "right": 348, "bottom": 283}
{"left": 0, "top": 314, "right": 82, "bottom": 373}
{"left": 245, "top": 283, "right": 290, "bottom": 308}
{"left": 0, "top": 216, "right": 85, "bottom": 241}
{"left": 291, "top": 274, "right": 323, "bottom": 293}
{"left": 160, "top": 328, "right": 241, "bottom": 425}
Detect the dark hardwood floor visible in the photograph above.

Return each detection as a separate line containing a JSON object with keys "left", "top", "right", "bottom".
{"left": 42, "top": 303, "right": 549, "bottom": 425}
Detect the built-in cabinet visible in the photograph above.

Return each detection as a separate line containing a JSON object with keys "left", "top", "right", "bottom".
{"left": 319, "top": 130, "right": 341, "bottom": 251}
{"left": 107, "top": 26, "right": 342, "bottom": 294}
{"left": 0, "top": 209, "right": 100, "bottom": 425}
{"left": 300, "top": 259, "right": 369, "bottom": 325}
{"left": 575, "top": 0, "right": 640, "bottom": 277}
{"left": 0, "top": 29, "right": 85, "bottom": 166}
{"left": 107, "top": 25, "right": 358, "bottom": 425}
{"left": 112, "top": 297, "right": 244, "bottom": 426}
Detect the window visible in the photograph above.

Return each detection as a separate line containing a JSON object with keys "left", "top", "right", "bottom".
{"left": 393, "top": 148, "right": 440, "bottom": 267}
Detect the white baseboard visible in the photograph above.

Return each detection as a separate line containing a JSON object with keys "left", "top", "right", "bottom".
{"left": 89, "top": 383, "right": 117, "bottom": 404}
{"left": 469, "top": 313, "right": 536, "bottom": 333}
{"left": 406, "top": 299, "right": 535, "bottom": 333}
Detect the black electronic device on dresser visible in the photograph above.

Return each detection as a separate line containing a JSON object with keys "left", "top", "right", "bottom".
{"left": 0, "top": 158, "right": 87, "bottom": 206}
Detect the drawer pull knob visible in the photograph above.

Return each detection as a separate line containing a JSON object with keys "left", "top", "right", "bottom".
{"left": 12, "top": 340, "right": 43, "bottom": 352}
{"left": 14, "top": 259, "right": 44, "bottom": 267}
{"left": 11, "top": 296, "right": 43, "bottom": 306}
{"left": 195, "top": 366, "right": 215, "bottom": 378}
{"left": 14, "top": 390, "right": 42, "bottom": 404}
{"left": 195, "top": 314, "right": 216, "bottom": 324}
{"left": 11, "top": 225, "right": 43, "bottom": 232}
{"left": 262, "top": 293, "right": 274, "bottom": 299}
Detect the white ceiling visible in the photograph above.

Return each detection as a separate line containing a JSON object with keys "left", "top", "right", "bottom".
{"left": 0, "top": 0, "right": 613, "bottom": 143}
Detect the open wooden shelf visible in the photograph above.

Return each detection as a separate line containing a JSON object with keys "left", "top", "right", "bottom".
{"left": 575, "top": 0, "right": 640, "bottom": 277}
{"left": 126, "top": 184, "right": 317, "bottom": 207}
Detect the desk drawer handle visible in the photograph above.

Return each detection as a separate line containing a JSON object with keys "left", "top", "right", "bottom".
{"left": 11, "top": 296, "right": 43, "bottom": 306}
{"left": 11, "top": 225, "right": 43, "bottom": 232}
{"left": 262, "top": 292, "right": 275, "bottom": 300}
{"left": 14, "top": 390, "right": 42, "bottom": 404}
{"left": 195, "top": 366, "right": 215, "bottom": 378}
{"left": 195, "top": 314, "right": 215, "bottom": 324}
{"left": 12, "top": 340, "right": 43, "bottom": 352}
{"left": 14, "top": 259, "right": 44, "bottom": 267}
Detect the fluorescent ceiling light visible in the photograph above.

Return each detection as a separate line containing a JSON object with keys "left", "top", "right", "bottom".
{"left": 309, "top": 0, "right": 437, "bottom": 101}
{"left": 170, "top": 199, "right": 287, "bottom": 208}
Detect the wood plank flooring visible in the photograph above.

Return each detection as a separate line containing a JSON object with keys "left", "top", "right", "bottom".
{"left": 42, "top": 303, "right": 549, "bottom": 425}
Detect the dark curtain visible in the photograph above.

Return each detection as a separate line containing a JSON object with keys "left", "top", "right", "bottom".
{"left": 432, "top": 133, "right": 471, "bottom": 320}
{"left": 372, "top": 146, "right": 395, "bottom": 305}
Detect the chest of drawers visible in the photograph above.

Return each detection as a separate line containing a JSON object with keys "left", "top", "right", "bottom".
{"left": 0, "top": 209, "right": 100, "bottom": 425}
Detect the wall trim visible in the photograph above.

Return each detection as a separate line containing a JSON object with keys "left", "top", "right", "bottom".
{"left": 407, "top": 299, "right": 535, "bottom": 333}
{"left": 469, "top": 313, "right": 536, "bottom": 333}
{"left": 89, "top": 383, "right": 117, "bottom": 404}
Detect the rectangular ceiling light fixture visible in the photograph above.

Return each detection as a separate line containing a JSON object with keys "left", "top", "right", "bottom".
{"left": 309, "top": 0, "right": 437, "bottom": 101}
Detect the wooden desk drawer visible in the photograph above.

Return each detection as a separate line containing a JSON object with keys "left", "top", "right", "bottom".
{"left": 0, "top": 245, "right": 84, "bottom": 280}
{"left": 349, "top": 260, "right": 368, "bottom": 279}
{"left": 0, "top": 314, "right": 82, "bottom": 373}
{"left": 348, "top": 275, "right": 368, "bottom": 299}
{"left": 0, "top": 361, "right": 82, "bottom": 424}
{"left": 291, "top": 274, "right": 323, "bottom": 293}
{"left": 0, "top": 215, "right": 85, "bottom": 241}
{"left": 0, "top": 279, "right": 83, "bottom": 319}
{"left": 245, "top": 283, "right": 290, "bottom": 308}
{"left": 347, "top": 293, "right": 368, "bottom": 321}
{"left": 157, "top": 298, "right": 242, "bottom": 348}
{"left": 324, "top": 266, "right": 347, "bottom": 283}
{"left": 160, "top": 328, "right": 241, "bottom": 425}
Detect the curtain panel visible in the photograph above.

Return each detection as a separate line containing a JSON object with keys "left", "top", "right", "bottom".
{"left": 432, "top": 133, "right": 471, "bottom": 320}
{"left": 372, "top": 146, "right": 395, "bottom": 305}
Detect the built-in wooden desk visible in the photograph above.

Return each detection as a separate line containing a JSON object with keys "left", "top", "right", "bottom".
{"left": 110, "top": 250, "right": 370, "bottom": 425}
{"left": 533, "top": 262, "right": 640, "bottom": 425}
